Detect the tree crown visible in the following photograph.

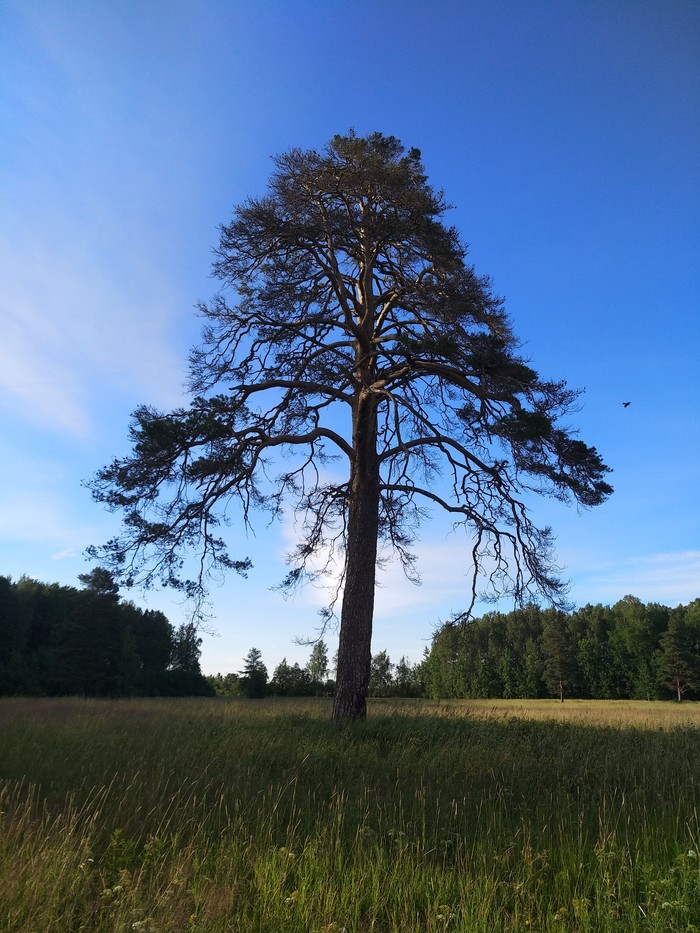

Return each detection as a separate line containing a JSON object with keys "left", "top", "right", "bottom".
{"left": 88, "top": 131, "right": 612, "bottom": 618}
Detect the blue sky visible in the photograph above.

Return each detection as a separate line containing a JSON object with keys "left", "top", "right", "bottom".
{"left": 1, "top": 0, "right": 698, "bottom": 676}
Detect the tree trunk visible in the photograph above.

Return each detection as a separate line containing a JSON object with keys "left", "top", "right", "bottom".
{"left": 332, "top": 388, "right": 379, "bottom": 723}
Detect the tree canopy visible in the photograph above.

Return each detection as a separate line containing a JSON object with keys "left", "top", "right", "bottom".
{"left": 88, "top": 131, "right": 612, "bottom": 721}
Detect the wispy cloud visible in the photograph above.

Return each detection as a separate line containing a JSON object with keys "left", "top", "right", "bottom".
{"left": 277, "top": 499, "right": 700, "bottom": 620}
{"left": 574, "top": 551, "right": 700, "bottom": 606}
{"left": 51, "top": 548, "right": 79, "bottom": 561}
{"left": 0, "top": 227, "right": 188, "bottom": 438}
{"left": 0, "top": 21, "right": 195, "bottom": 441}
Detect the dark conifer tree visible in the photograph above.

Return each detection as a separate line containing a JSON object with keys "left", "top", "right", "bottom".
{"left": 240, "top": 647, "right": 268, "bottom": 699}
{"left": 88, "top": 132, "right": 612, "bottom": 721}
{"left": 657, "top": 606, "right": 700, "bottom": 701}
{"left": 540, "top": 610, "right": 577, "bottom": 702}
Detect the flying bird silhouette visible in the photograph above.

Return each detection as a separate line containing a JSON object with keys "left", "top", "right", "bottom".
{"left": 623, "top": 402, "right": 631, "bottom": 408}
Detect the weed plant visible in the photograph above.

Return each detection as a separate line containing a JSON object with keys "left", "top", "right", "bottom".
{"left": 0, "top": 697, "right": 698, "bottom": 932}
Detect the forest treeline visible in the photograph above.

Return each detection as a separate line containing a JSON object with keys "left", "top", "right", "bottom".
{"left": 222, "top": 596, "right": 700, "bottom": 702}
{"left": 211, "top": 644, "right": 424, "bottom": 700}
{"left": 1, "top": 572, "right": 698, "bottom": 701}
{"left": 213, "top": 596, "right": 700, "bottom": 700}
{"left": 424, "top": 596, "right": 700, "bottom": 702}
{"left": 0, "top": 571, "right": 212, "bottom": 697}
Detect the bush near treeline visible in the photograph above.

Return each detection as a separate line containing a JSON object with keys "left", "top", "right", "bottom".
{"left": 0, "top": 572, "right": 212, "bottom": 697}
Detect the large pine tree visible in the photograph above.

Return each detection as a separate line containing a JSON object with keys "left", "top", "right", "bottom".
{"left": 89, "top": 132, "right": 612, "bottom": 721}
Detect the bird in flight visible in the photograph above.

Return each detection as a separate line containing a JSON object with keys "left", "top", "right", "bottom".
{"left": 623, "top": 402, "right": 631, "bottom": 408}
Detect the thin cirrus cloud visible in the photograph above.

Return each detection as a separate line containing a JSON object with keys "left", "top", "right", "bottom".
{"left": 575, "top": 552, "right": 700, "bottom": 606}
{"left": 51, "top": 548, "right": 80, "bottom": 562}
{"left": 0, "top": 319, "right": 88, "bottom": 436}
{"left": 0, "top": 226, "right": 188, "bottom": 438}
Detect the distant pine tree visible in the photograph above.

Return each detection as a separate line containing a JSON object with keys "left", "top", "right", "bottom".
{"left": 240, "top": 648, "right": 268, "bottom": 699}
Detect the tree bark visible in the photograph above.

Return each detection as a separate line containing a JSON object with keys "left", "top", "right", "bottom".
{"left": 332, "top": 388, "right": 379, "bottom": 723}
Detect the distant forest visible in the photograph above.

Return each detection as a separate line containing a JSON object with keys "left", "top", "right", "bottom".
{"left": 1, "top": 572, "right": 698, "bottom": 701}
{"left": 424, "top": 597, "right": 700, "bottom": 703}
{"left": 0, "top": 571, "right": 212, "bottom": 697}
{"left": 220, "top": 596, "right": 700, "bottom": 703}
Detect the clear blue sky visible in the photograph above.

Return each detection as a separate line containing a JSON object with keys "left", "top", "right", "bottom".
{"left": 1, "top": 0, "right": 698, "bottom": 676}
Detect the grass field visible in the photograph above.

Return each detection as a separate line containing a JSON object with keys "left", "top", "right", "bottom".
{"left": 1, "top": 697, "right": 699, "bottom": 932}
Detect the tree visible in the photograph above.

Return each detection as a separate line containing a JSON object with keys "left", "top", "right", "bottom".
{"left": 541, "top": 610, "right": 576, "bottom": 702}
{"left": 50, "top": 586, "right": 122, "bottom": 696}
{"left": 369, "top": 650, "right": 394, "bottom": 696}
{"left": 572, "top": 604, "right": 614, "bottom": 699}
{"left": 0, "top": 575, "right": 192, "bottom": 697}
{"left": 606, "top": 596, "right": 667, "bottom": 699}
{"left": 306, "top": 640, "right": 329, "bottom": 693}
{"left": 393, "top": 655, "right": 422, "bottom": 697}
{"left": 170, "top": 622, "right": 203, "bottom": 673}
{"left": 269, "top": 657, "right": 311, "bottom": 696}
{"left": 160, "top": 619, "right": 215, "bottom": 694}
{"left": 269, "top": 657, "right": 294, "bottom": 695}
{"left": 206, "top": 672, "right": 241, "bottom": 696}
{"left": 520, "top": 637, "right": 544, "bottom": 698}
{"left": 117, "top": 624, "right": 142, "bottom": 696}
{"left": 240, "top": 647, "right": 268, "bottom": 699}
{"left": 131, "top": 607, "right": 174, "bottom": 695}
{"left": 0, "top": 576, "right": 27, "bottom": 695}
{"left": 424, "top": 622, "right": 461, "bottom": 699}
{"left": 88, "top": 131, "right": 612, "bottom": 722}
{"left": 78, "top": 567, "right": 120, "bottom": 602}
{"left": 657, "top": 606, "right": 699, "bottom": 701}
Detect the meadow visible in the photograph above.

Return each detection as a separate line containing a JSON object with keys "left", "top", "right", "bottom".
{"left": 0, "top": 697, "right": 698, "bottom": 932}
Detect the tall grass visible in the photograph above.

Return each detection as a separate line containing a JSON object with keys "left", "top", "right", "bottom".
{"left": 1, "top": 697, "right": 698, "bottom": 931}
